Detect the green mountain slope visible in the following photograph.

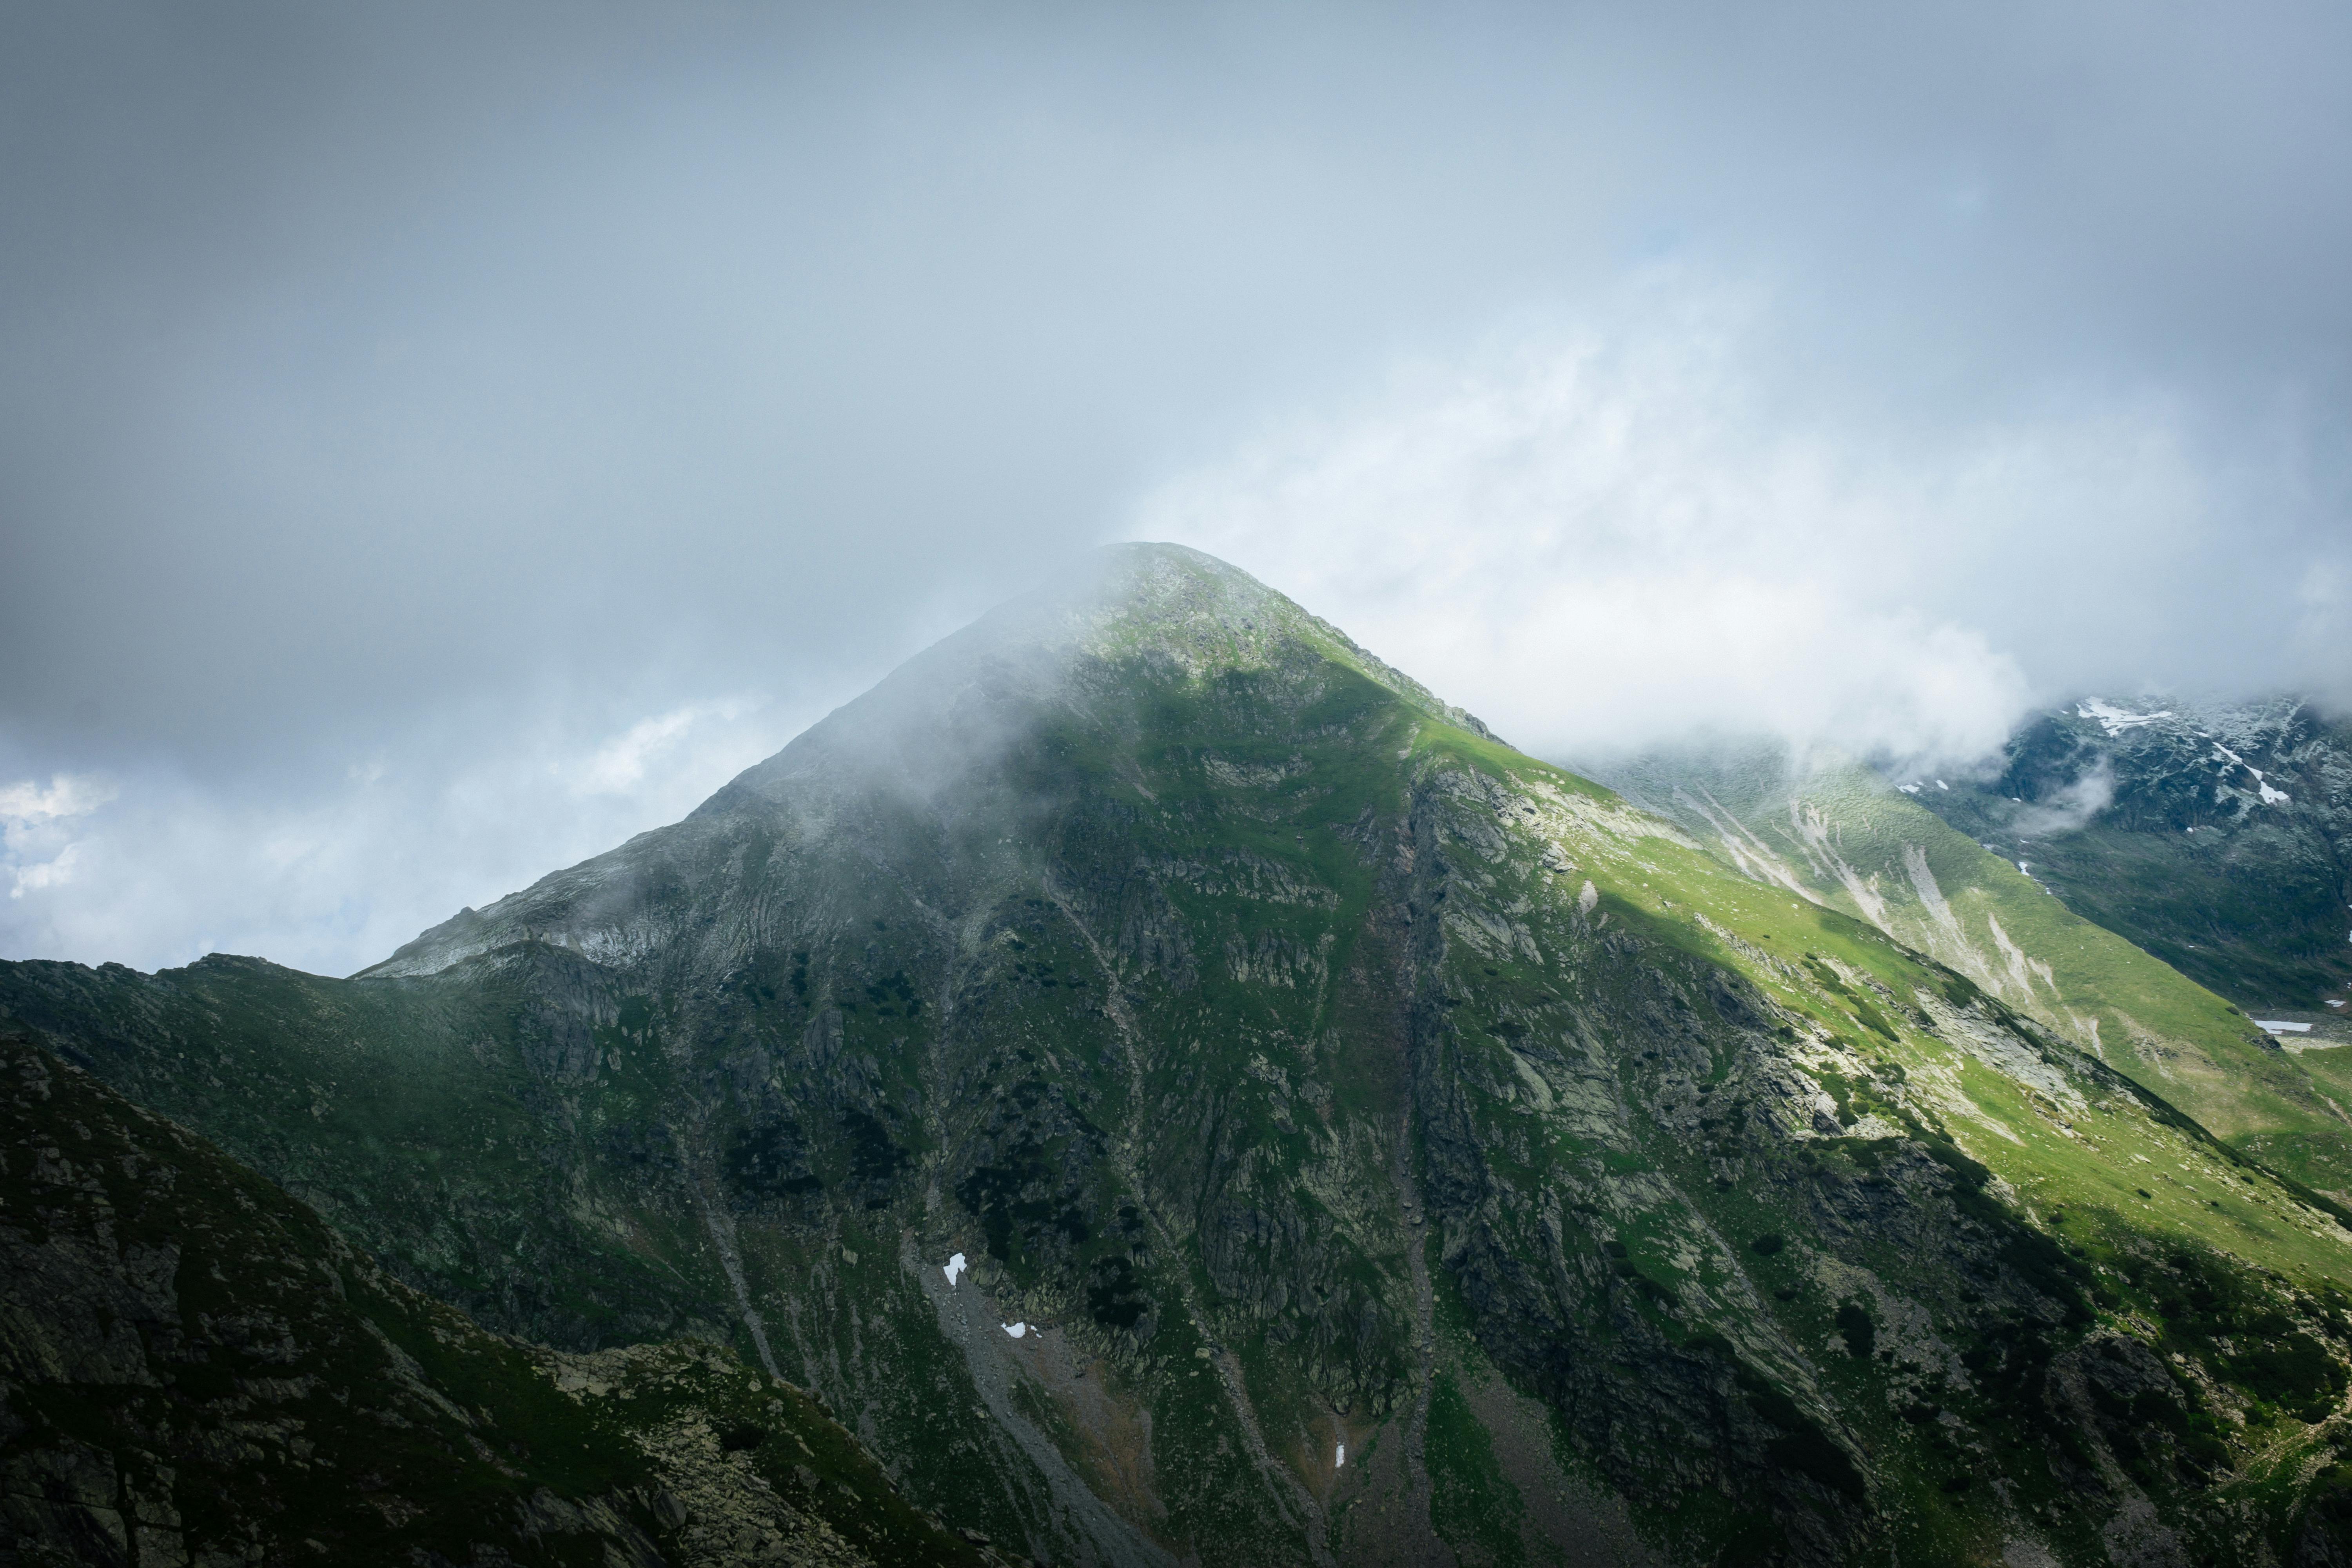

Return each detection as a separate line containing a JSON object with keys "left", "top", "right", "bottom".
{"left": 8, "top": 545, "right": 2352, "bottom": 1565}
{"left": 0, "top": 1026, "right": 989, "bottom": 1567}
{"left": 1592, "top": 742, "right": 2352, "bottom": 1207}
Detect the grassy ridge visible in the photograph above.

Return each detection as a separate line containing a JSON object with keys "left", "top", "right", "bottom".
{"left": 1597, "top": 746, "right": 2352, "bottom": 1200}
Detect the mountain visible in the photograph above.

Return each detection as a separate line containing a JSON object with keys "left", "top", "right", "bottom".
{"left": 8, "top": 544, "right": 2352, "bottom": 1566}
{"left": 0, "top": 1025, "right": 989, "bottom": 1567}
{"left": 1904, "top": 696, "right": 2352, "bottom": 1017}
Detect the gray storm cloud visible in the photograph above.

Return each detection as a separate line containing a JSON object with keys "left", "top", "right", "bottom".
{"left": 2, "top": 0, "right": 2347, "bottom": 973}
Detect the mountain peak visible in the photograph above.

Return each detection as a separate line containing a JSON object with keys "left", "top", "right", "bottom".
{"left": 1039, "top": 541, "right": 1497, "bottom": 730}
{"left": 912, "top": 540, "right": 1445, "bottom": 695}
{"left": 360, "top": 544, "right": 1495, "bottom": 979}
{"left": 1027, "top": 540, "right": 1303, "bottom": 661}
{"left": 700, "top": 542, "right": 1494, "bottom": 814}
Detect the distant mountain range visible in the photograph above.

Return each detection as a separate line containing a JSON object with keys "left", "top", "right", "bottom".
{"left": 8, "top": 546, "right": 2352, "bottom": 1566}
{"left": 1903, "top": 696, "right": 2350, "bottom": 1015}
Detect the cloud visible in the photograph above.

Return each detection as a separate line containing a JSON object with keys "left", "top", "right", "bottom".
{"left": 0, "top": 774, "right": 117, "bottom": 823}
{"left": 2011, "top": 758, "right": 2120, "bottom": 838}
{"left": 577, "top": 699, "right": 757, "bottom": 797}
{"left": 9, "top": 842, "right": 85, "bottom": 899}
{"left": 0, "top": 700, "right": 803, "bottom": 974}
{"left": 2, "top": 773, "right": 118, "bottom": 901}
{"left": 1138, "top": 279, "right": 2328, "bottom": 765}
{"left": 2295, "top": 561, "right": 2352, "bottom": 679}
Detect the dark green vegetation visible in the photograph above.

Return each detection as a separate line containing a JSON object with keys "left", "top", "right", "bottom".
{"left": 7, "top": 545, "right": 2352, "bottom": 1565}
{"left": 0, "top": 1029, "right": 989, "bottom": 1566}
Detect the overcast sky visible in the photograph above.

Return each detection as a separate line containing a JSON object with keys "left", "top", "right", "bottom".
{"left": 4, "top": 1, "right": 2348, "bottom": 975}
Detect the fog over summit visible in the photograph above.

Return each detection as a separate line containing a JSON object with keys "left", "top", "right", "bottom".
{"left": 2, "top": 2, "right": 2347, "bottom": 973}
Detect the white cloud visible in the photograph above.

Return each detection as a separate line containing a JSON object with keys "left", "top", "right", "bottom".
{"left": 1135, "top": 283, "right": 2259, "bottom": 767}
{"left": 9, "top": 842, "right": 85, "bottom": 900}
{"left": 2294, "top": 560, "right": 2352, "bottom": 699}
{"left": 577, "top": 699, "right": 755, "bottom": 797}
{"left": 2011, "top": 758, "right": 2119, "bottom": 838}
{"left": 0, "top": 699, "right": 806, "bottom": 975}
{"left": 2, "top": 773, "right": 118, "bottom": 901}
{"left": 0, "top": 773, "right": 117, "bottom": 823}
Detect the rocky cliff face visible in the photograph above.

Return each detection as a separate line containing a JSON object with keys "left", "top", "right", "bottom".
{"left": 0, "top": 1028, "right": 989, "bottom": 1568}
{"left": 9, "top": 546, "right": 2352, "bottom": 1566}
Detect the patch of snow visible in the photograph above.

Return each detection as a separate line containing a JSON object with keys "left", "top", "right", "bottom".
{"left": 2078, "top": 699, "right": 2173, "bottom": 735}
{"left": 2255, "top": 1020, "right": 2314, "bottom": 1035}
{"left": 2017, "top": 861, "right": 2030, "bottom": 876}
{"left": 1336, "top": 1443, "right": 1346, "bottom": 1467}
{"left": 944, "top": 1252, "right": 967, "bottom": 1287}
{"left": 2327, "top": 1000, "right": 2345, "bottom": 1009}
{"left": 2212, "top": 742, "right": 2292, "bottom": 804}
{"left": 1897, "top": 783, "right": 1921, "bottom": 795}
{"left": 1002, "top": 1321, "right": 1028, "bottom": 1338}
{"left": 1936, "top": 780, "right": 1949, "bottom": 790}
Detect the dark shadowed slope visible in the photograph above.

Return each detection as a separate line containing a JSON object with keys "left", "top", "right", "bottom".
{"left": 0, "top": 1025, "right": 992, "bottom": 1566}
